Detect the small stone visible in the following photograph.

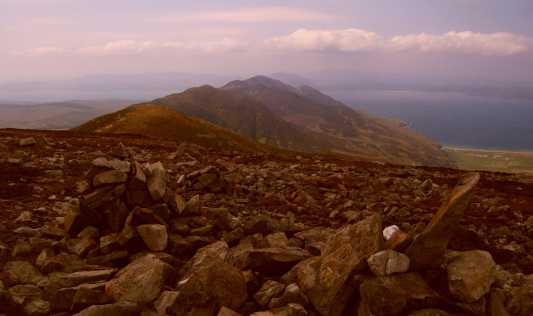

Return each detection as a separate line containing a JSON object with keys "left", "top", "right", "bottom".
{"left": 3, "top": 261, "right": 44, "bottom": 285}
{"left": 154, "top": 291, "right": 179, "bottom": 315}
{"left": 73, "top": 302, "right": 140, "bottom": 316}
{"left": 175, "top": 194, "right": 186, "bottom": 214}
{"left": 19, "top": 137, "right": 37, "bottom": 147}
{"left": 67, "top": 237, "right": 97, "bottom": 257}
{"left": 15, "top": 211, "right": 32, "bottom": 223}
{"left": 92, "top": 157, "right": 131, "bottom": 173}
{"left": 254, "top": 280, "right": 286, "bottom": 307}
{"left": 184, "top": 194, "right": 201, "bottom": 215}
{"left": 11, "top": 239, "right": 32, "bottom": 257}
{"left": 269, "top": 283, "right": 309, "bottom": 309}
{"left": 147, "top": 162, "right": 167, "bottom": 201}
{"left": 71, "top": 282, "right": 112, "bottom": 311}
{"left": 93, "top": 170, "right": 128, "bottom": 187}
{"left": 250, "top": 303, "right": 307, "bottom": 316}
{"left": 8, "top": 284, "right": 42, "bottom": 305}
{"left": 218, "top": 306, "right": 243, "bottom": 316}
{"left": 136, "top": 224, "right": 168, "bottom": 251}
{"left": 265, "top": 232, "right": 290, "bottom": 248}
{"left": 24, "top": 299, "right": 51, "bottom": 315}
{"left": 367, "top": 250, "right": 410, "bottom": 276}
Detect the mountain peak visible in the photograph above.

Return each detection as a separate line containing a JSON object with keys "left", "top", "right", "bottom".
{"left": 223, "top": 75, "right": 297, "bottom": 93}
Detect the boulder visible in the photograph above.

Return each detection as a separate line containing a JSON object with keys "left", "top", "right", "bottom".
{"left": 73, "top": 302, "right": 140, "bottom": 316}
{"left": 406, "top": 173, "right": 480, "bottom": 269}
{"left": 105, "top": 254, "right": 176, "bottom": 304}
{"left": 136, "top": 224, "right": 168, "bottom": 251}
{"left": 93, "top": 170, "right": 128, "bottom": 187}
{"left": 446, "top": 250, "right": 495, "bottom": 303}
{"left": 295, "top": 214, "right": 383, "bottom": 316}
{"left": 174, "top": 259, "right": 247, "bottom": 313}
{"left": 358, "top": 273, "right": 440, "bottom": 316}
{"left": 367, "top": 250, "right": 410, "bottom": 276}
{"left": 167, "top": 241, "right": 246, "bottom": 314}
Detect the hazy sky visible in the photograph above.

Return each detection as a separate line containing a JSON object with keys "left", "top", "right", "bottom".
{"left": 2, "top": 0, "right": 533, "bottom": 84}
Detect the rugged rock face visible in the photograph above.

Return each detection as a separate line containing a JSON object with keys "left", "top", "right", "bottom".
{"left": 0, "top": 130, "right": 532, "bottom": 315}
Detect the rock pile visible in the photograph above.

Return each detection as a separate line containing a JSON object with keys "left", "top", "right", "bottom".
{"left": 0, "top": 153, "right": 532, "bottom": 316}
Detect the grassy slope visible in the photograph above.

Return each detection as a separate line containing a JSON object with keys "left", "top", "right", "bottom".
{"left": 445, "top": 146, "right": 533, "bottom": 174}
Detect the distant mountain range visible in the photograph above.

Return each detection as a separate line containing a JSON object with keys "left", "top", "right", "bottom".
{"left": 77, "top": 76, "right": 452, "bottom": 167}
{"left": 0, "top": 100, "right": 135, "bottom": 129}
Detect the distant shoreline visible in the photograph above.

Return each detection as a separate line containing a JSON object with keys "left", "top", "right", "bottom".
{"left": 443, "top": 145, "right": 533, "bottom": 155}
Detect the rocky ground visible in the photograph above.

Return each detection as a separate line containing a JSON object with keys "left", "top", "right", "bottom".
{"left": 0, "top": 129, "right": 533, "bottom": 316}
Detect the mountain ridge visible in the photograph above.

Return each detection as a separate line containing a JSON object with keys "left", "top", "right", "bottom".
{"left": 76, "top": 75, "right": 453, "bottom": 167}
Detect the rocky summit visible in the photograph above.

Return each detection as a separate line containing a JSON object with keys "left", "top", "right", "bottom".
{"left": 1, "top": 129, "right": 533, "bottom": 316}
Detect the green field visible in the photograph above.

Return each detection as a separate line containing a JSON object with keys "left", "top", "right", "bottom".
{"left": 445, "top": 146, "right": 533, "bottom": 174}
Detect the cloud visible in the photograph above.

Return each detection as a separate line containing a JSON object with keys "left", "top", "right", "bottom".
{"left": 78, "top": 39, "right": 247, "bottom": 56}
{"left": 389, "top": 31, "right": 530, "bottom": 56}
{"left": 266, "top": 29, "right": 530, "bottom": 56}
{"left": 266, "top": 28, "right": 383, "bottom": 52}
{"left": 11, "top": 46, "right": 66, "bottom": 57}
{"left": 78, "top": 40, "right": 158, "bottom": 56}
{"left": 151, "top": 7, "right": 335, "bottom": 23}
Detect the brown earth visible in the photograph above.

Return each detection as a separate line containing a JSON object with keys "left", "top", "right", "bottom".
{"left": 1, "top": 128, "right": 533, "bottom": 315}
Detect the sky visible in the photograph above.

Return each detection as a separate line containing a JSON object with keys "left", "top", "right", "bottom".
{"left": 2, "top": 0, "right": 533, "bottom": 85}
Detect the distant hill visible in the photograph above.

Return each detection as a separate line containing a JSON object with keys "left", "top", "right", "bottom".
{"left": 75, "top": 104, "right": 265, "bottom": 152}
{"left": 0, "top": 100, "right": 134, "bottom": 129}
{"left": 76, "top": 76, "right": 453, "bottom": 167}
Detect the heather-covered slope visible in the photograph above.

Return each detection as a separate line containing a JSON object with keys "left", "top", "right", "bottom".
{"left": 74, "top": 103, "right": 265, "bottom": 152}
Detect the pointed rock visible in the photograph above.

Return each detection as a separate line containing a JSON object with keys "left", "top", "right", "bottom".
{"left": 406, "top": 173, "right": 480, "bottom": 269}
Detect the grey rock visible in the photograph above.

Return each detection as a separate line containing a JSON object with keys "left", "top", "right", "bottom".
{"left": 254, "top": 280, "right": 286, "bottom": 307}
{"left": 367, "top": 250, "right": 410, "bottom": 276}
{"left": 446, "top": 250, "right": 496, "bottom": 303}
